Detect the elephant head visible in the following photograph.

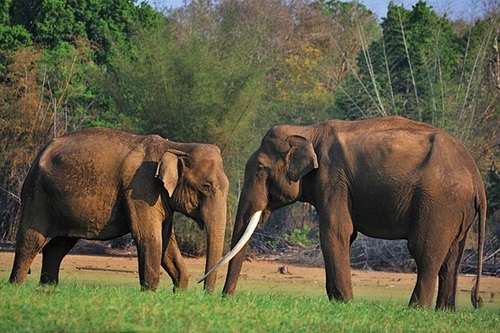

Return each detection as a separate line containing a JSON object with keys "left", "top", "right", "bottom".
{"left": 156, "top": 144, "right": 229, "bottom": 292}
{"left": 199, "top": 125, "right": 318, "bottom": 292}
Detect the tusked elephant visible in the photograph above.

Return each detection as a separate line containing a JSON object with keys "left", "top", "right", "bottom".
{"left": 200, "top": 116, "right": 486, "bottom": 310}
{"left": 9, "top": 127, "right": 229, "bottom": 292}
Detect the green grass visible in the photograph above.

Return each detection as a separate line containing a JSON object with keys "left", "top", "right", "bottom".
{"left": 0, "top": 282, "right": 498, "bottom": 333}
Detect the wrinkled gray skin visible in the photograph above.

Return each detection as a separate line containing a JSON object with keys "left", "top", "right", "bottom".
{"left": 224, "top": 116, "right": 486, "bottom": 310}
{"left": 9, "top": 128, "right": 229, "bottom": 292}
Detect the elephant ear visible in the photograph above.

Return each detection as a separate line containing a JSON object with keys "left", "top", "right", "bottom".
{"left": 155, "top": 149, "right": 188, "bottom": 197}
{"left": 285, "top": 135, "right": 319, "bottom": 182}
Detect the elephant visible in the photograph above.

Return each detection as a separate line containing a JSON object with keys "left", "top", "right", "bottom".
{"left": 200, "top": 116, "right": 486, "bottom": 310}
{"left": 9, "top": 127, "right": 229, "bottom": 292}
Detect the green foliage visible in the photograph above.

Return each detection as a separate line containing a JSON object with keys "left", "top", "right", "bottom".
{"left": 0, "top": 0, "right": 31, "bottom": 53}
{"left": 106, "top": 6, "right": 267, "bottom": 144}
{"left": 284, "top": 225, "right": 317, "bottom": 247}
{"left": 0, "top": 23, "right": 31, "bottom": 51}
{"left": 0, "top": 283, "right": 498, "bottom": 332}
{"left": 7, "top": 0, "right": 162, "bottom": 63}
{"left": 265, "top": 0, "right": 379, "bottom": 125}
{"left": 315, "top": 0, "right": 370, "bottom": 16}
{"left": 40, "top": 40, "right": 104, "bottom": 129}
{"left": 334, "top": 0, "right": 462, "bottom": 124}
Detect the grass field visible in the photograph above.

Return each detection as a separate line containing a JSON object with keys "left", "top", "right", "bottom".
{"left": 0, "top": 252, "right": 498, "bottom": 332}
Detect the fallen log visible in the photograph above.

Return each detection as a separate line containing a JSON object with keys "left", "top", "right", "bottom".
{"left": 76, "top": 266, "right": 137, "bottom": 274}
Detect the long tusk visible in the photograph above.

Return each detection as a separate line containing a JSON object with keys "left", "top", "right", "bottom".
{"left": 198, "top": 211, "right": 262, "bottom": 283}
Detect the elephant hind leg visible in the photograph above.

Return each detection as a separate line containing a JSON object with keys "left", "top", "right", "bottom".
{"left": 408, "top": 265, "right": 441, "bottom": 308}
{"left": 407, "top": 230, "right": 453, "bottom": 308}
{"left": 9, "top": 228, "right": 49, "bottom": 284}
{"left": 436, "top": 236, "right": 467, "bottom": 310}
{"left": 40, "top": 237, "right": 78, "bottom": 285}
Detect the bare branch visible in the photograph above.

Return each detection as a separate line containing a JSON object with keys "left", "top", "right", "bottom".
{"left": 0, "top": 188, "right": 21, "bottom": 204}
{"left": 397, "top": 6, "right": 422, "bottom": 121}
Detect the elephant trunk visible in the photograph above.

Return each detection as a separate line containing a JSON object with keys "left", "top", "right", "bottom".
{"left": 202, "top": 204, "right": 227, "bottom": 293}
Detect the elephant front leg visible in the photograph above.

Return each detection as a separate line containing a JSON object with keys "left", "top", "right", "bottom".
{"left": 161, "top": 222, "right": 189, "bottom": 291}
{"left": 134, "top": 232, "right": 163, "bottom": 291}
{"left": 319, "top": 217, "right": 354, "bottom": 302}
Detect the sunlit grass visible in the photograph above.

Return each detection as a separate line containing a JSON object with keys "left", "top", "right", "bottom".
{"left": 0, "top": 252, "right": 497, "bottom": 332}
{"left": 0, "top": 282, "right": 498, "bottom": 333}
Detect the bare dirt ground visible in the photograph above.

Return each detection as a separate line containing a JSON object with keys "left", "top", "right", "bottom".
{"left": 0, "top": 251, "right": 498, "bottom": 309}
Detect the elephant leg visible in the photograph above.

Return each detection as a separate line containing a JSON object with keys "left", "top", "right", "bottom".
{"left": 9, "top": 228, "right": 49, "bottom": 284}
{"left": 161, "top": 220, "right": 189, "bottom": 291}
{"left": 436, "top": 236, "right": 467, "bottom": 310}
{"left": 407, "top": 218, "right": 454, "bottom": 308}
{"left": 131, "top": 224, "right": 162, "bottom": 291}
{"left": 40, "top": 237, "right": 78, "bottom": 285}
{"left": 407, "top": 255, "right": 444, "bottom": 308}
{"left": 319, "top": 212, "right": 354, "bottom": 302}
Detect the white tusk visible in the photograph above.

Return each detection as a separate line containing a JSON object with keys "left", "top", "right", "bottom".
{"left": 198, "top": 211, "right": 262, "bottom": 283}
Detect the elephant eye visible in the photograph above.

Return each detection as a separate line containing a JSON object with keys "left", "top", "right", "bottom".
{"left": 257, "top": 164, "right": 268, "bottom": 176}
{"left": 201, "top": 182, "right": 212, "bottom": 193}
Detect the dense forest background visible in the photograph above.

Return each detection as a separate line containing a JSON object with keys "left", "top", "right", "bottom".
{"left": 0, "top": 0, "right": 498, "bottom": 269}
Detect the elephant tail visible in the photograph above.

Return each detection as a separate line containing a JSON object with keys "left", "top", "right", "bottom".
{"left": 471, "top": 191, "right": 486, "bottom": 309}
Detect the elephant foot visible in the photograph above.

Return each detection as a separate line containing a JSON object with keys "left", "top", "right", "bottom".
{"left": 40, "top": 272, "right": 59, "bottom": 285}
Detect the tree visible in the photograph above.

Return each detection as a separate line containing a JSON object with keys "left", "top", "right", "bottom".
{"left": 334, "top": 1, "right": 461, "bottom": 124}
{"left": 8, "top": 0, "right": 162, "bottom": 63}
{"left": 0, "top": 40, "right": 107, "bottom": 239}
{"left": 264, "top": 1, "right": 379, "bottom": 125}
{"left": 0, "top": 0, "right": 31, "bottom": 53}
{"left": 0, "top": 48, "right": 52, "bottom": 239}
